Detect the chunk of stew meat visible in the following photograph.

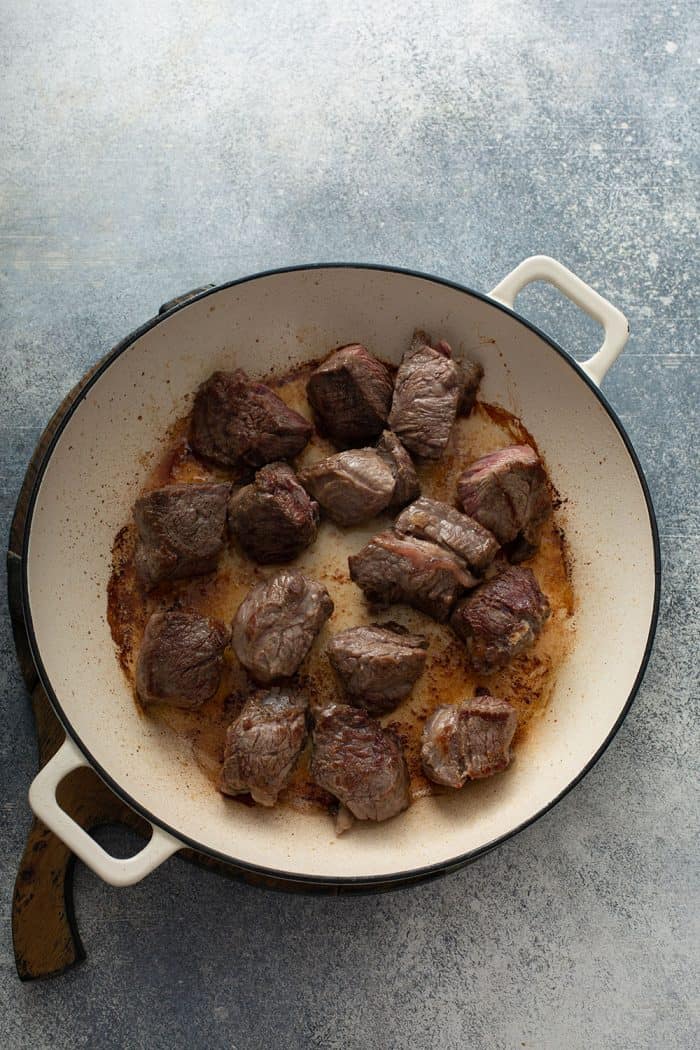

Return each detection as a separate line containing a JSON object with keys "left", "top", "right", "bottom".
{"left": 311, "top": 703, "right": 410, "bottom": 830}
{"left": 297, "top": 433, "right": 418, "bottom": 526}
{"left": 134, "top": 482, "right": 229, "bottom": 588}
{"left": 349, "top": 530, "right": 477, "bottom": 622}
{"left": 450, "top": 566, "right": 550, "bottom": 672}
{"left": 232, "top": 570, "right": 334, "bottom": 683}
{"left": 375, "top": 430, "right": 420, "bottom": 507}
{"left": 421, "top": 695, "right": 517, "bottom": 787}
{"left": 388, "top": 330, "right": 461, "bottom": 459}
{"left": 227, "top": 462, "right": 319, "bottom": 564}
{"left": 394, "top": 496, "right": 499, "bottom": 575}
{"left": 136, "top": 610, "right": 230, "bottom": 708}
{"left": 220, "top": 689, "right": 308, "bottom": 806}
{"left": 457, "top": 444, "right": 551, "bottom": 558}
{"left": 190, "top": 369, "right": 312, "bottom": 472}
{"left": 326, "top": 623, "right": 428, "bottom": 715}
{"left": 415, "top": 331, "right": 483, "bottom": 417}
{"left": 298, "top": 448, "right": 395, "bottom": 526}
{"left": 306, "top": 344, "right": 394, "bottom": 446}
{"left": 457, "top": 356, "right": 484, "bottom": 416}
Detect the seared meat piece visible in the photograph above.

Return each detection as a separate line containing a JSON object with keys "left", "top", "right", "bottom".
{"left": 450, "top": 566, "right": 550, "bottom": 672}
{"left": 299, "top": 429, "right": 420, "bottom": 527}
{"left": 376, "top": 430, "right": 420, "bottom": 507}
{"left": 136, "top": 610, "right": 230, "bottom": 708}
{"left": 190, "top": 369, "right": 312, "bottom": 471}
{"left": 457, "top": 444, "right": 551, "bottom": 555}
{"left": 227, "top": 462, "right": 319, "bottom": 564}
{"left": 298, "top": 449, "right": 395, "bottom": 526}
{"left": 421, "top": 695, "right": 517, "bottom": 787}
{"left": 418, "top": 330, "right": 483, "bottom": 417}
{"left": 220, "top": 689, "right": 308, "bottom": 805}
{"left": 232, "top": 570, "right": 334, "bottom": 683}
{"left": 349, "top": 530, "right": 477, "bottom": 622}
{"left": 457, "top": 357, "right": 484, "bottom": 416}
{"left": 395, "top": 496, "right": 499, "bottom": 575}
{"left": 134, "top": 482, "right": 229, "bottom": 588}
{"left": 306, "top": 344, "right": 394, "bottom": 447}
{"left": 326, "top": 623, "right": 428, "bottom": 715}
{"left": 388, "top": 330, "right": 461, "bottom": 459}
{"left": 311, "top": 703, "right": 410, "bottom": 826}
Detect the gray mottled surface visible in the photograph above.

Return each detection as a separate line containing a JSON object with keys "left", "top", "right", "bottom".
{"left": 1, "top": 1, "right": 698, "bottom": 1047}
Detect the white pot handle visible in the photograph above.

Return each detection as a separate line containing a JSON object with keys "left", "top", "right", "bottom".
{"left": 489, "top": 255, "right": 629, "bottom": 386}
{"left": 29, "top": 737, "right": 181, "bottom": 886}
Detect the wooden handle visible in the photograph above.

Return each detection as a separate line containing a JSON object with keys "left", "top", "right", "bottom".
{"left": 13, "top": 816, "right": 85, "bottom": 980}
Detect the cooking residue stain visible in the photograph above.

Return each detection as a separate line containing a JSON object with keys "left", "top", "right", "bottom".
{"left": 107, "top": 361, "right": 575, "bottom": 815}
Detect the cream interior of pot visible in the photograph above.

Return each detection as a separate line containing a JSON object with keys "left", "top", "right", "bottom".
{"left": 25, "top": 267, "right": 656, "bottom": 879}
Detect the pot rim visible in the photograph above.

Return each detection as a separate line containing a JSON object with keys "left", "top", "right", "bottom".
{"left": 19, "top": 261, "right": 662, "bottom": 889}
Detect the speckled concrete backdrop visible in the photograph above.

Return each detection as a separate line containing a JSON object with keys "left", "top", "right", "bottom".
{"left": 1, "top": 1, "right": 697, "bottom": 1047}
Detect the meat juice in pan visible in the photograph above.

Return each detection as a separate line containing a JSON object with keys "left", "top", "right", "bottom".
{"left": 108, "top": 363, "right": 575, "bottom": 812}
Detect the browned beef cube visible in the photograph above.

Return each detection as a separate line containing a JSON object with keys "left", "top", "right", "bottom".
{"left": 298, "top": 429, "right": 419, "bottom": 527}
{"left": 348, "top": 530, "right": 477, "bottom": 623}
{"left": 450, "top": 566, "right": 550, "bottom": 672}
{"left": 306, "top": 344, "right": 394, "bottom": 447}
{"left": 136, "top": 610, "right": 230, "bottom": 708}
{"left": 388, "top": 331, "right": 461, "bottom": 459}
{"left": 134, "top": 482, "right": 229, "bottom": 588}
{"left": 311, "top": 703, "right": 410, "bottom": 828}
{"left": 457, "top": 444, "right": 551, "bottom": 555}
{"left": 220, "top": 689, "right": 308, "bottom": 806}
{"left": 190, "top": 369, "right": 312, "bottom": 471}
{"left": 394, "top": 496, "right": 499, "bottom": 574}
{"left": 232, "top": 570, "right": 334, "bottom": 683}
{"left": 227, "top": 462, "right": 319, "bottom": 564}
{"left": 457, "top": 357, "right": 484, "bottom": 416}
{"left": 375, "top": 430, "right": 420, "bottom": 507}
{"left": 421, "top": 695, "right": 517, "bottom": 787}
{"left": 326, "top": 623, "right": 428, "bottom": 715}
{"left": 404, "top": 330, "right": 483, "bottom": 418}
{"left": 298, "top": 448, "right": 396, "bottom": 526}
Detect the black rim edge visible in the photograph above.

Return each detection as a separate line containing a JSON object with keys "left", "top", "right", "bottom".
{"left": 19, "top": 261, "right": 662, "bottom": 889}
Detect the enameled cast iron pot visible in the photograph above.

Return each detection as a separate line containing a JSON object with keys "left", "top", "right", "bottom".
{"left": 23, "top": 256, "right": 660, "bottom": 889}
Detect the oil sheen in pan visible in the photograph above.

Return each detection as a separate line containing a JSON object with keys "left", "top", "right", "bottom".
{"left": 108, "top": 362, "right": 575, "bottom": 814}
